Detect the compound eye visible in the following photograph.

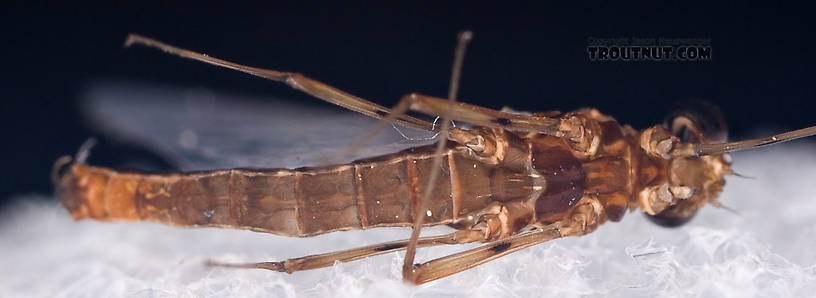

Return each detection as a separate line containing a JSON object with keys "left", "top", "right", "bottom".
{"left": 644, "top": 203, "right": 697, "bottom": 228}
{"left": 645, "top": 212, "right": 695, "bottom": 228}
{"left": 664, "top": 100, "right": 728, "bottom": 143}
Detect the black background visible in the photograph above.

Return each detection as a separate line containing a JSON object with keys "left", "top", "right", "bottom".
{"left": 2, "top": 2, "right": 814, "bottom": 207}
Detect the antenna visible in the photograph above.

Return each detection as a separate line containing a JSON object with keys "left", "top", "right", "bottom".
{"left": 673, "top": 125, "right": 816, "bottom": 157}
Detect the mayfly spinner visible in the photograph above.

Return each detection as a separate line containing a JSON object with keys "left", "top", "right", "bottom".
{"left": 52, "top": 32, "right": 816, "bottom": 284}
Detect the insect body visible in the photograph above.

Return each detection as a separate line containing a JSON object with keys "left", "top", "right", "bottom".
{"left": 52, "top": 33, "right": 815, "bottom": 284}
{"left": 57, "top": 110, "right": 678, "bottom": 232}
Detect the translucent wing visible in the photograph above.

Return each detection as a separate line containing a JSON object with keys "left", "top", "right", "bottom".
{"left": 82, "top": 81, "right": 435, "bottom": 171}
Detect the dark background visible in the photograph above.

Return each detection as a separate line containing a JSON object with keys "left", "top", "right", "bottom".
{"left": 2, "top": 2, "right": 814, "bottom": 207}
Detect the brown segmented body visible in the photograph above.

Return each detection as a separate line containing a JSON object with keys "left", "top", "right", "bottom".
{"left": 56, "top": 109, "right": 670, "bottom": 238}
{"left": 53, "top": 32, "right": 816, "bottom": 284}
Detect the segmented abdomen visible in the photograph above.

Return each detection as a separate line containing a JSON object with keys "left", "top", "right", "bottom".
{"left": 56, "top": 145, "right": 500, "bottom": 236}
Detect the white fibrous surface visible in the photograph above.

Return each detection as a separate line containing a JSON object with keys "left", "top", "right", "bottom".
{"left": 2, "top": 144, "right": 815, "bottom": 298}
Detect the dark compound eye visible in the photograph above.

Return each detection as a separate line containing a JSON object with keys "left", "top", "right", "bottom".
{"left": 647, "top": 100, "right": 729, "bottom": 228}
{"left": 664, "top": 100, "right": 728, "bottom": 143}
{"left": 644, "top": 201, "right": 698, "bottom": 228}
{"left": 645, "top": 211, "right": 695, "bottom": 227}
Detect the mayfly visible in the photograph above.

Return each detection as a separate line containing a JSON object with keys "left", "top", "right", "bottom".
{"left": 52, "top": 31, "right": 816, "bottom": 285}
